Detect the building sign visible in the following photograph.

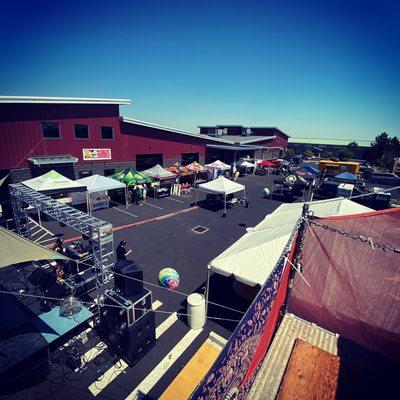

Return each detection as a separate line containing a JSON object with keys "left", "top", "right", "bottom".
{"left": 83, "top": 148, "right": 111, "bottom": 161}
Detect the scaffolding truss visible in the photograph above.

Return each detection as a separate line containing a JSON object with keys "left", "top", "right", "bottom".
{"left": 9, "top": 183, "right": 115, "bottom": 292}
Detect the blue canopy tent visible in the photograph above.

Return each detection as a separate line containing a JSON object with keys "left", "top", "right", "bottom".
{"left": 334, "top": 172, "right": 357, "bottom": 183}
{"left": 301, "top": 163, "right": 320, "bottom": 175}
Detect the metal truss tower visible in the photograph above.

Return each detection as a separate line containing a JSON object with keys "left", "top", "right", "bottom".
{"left": 9, "top": 183, "right": 115, "bottom": 293}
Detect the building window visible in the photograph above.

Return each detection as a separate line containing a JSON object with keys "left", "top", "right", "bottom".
{"left": 104, "top": 168, "right": 115, "bottom": 176}
{"left": 41, "top": 122, "right": 60, "bottom": 139}
{"left": 101, "top": 126, "right": 114, "bottom": 140}
{"left": 74, "top": 124, "right": 90, "bottom": 140}
{"left": 79, "top": 171, "right": 92, "bottom": 179}
{"left": 182, "top": 152, "right": 199, "bottom": 165}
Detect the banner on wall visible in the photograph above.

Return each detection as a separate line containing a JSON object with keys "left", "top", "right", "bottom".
{"left": 191, "top": 232, "right": 297, "bottom": 400}
{"left": 82, "top": 148, "right": 112, "bottom": 161}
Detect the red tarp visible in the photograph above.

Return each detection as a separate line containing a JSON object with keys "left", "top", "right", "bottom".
{"left": 258, "top": 160, "right": 276, "bottom": 167}
{"left": 288, "top": 208, "right": 400, "bottom": 361}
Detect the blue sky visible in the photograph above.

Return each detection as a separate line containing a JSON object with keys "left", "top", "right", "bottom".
{"left": 1, "top": 0, "right": 399, "bottom": 140}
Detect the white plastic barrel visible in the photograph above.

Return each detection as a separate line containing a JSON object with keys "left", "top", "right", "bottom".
{"left": 187, "top": 293, "right": 206, "bottom": 330}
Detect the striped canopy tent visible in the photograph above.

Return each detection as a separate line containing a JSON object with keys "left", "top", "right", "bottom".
{"left": 165, "top": 163, "right": 180, "bottom": 174}
{"left": 205, "top": 160, "right": 231, "bottom": 170}
{"left": 185, "top": 161, "right": 207, "bottom": 172}
{"left": 111, "top": 167, "right": 153, "bottom": 186}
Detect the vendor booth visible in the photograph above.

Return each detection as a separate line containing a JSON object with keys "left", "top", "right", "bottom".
{"left": 196, "top": 176, "right": 246, "bottom": 216}
{"left": 141, "top": 164, "right": 177, "bottom": 198}
{"left": 166, "top": 163, "right": 197, "bottom": 193}
{"left": 205, "top": 198, "right": 373, "bottom": 305}
{"left": 72, "top": 174, "right": 127, "bottom": 214}
{"left": 110, "top": 166, "right": 153, "bottom": 185}
{"left": 185, "top": 161, "right": 209, "bottom": 186}
{"left": 22, "top": 170, "right": 86, "bottom": 195}
{"left": 256, "top": 160, "right": 277, "bottom": 175}
{"left": 237, "top": 159, "right": 255, "bottom": 175}
{"left": 204, "top": 160, "right": 231, "bottom": 179}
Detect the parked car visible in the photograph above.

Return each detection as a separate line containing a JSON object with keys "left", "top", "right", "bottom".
{"left": 367, "top": 172, "right": 400, "bottom": 186}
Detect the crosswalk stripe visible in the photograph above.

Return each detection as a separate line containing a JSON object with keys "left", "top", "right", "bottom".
{"left": 124, "top": 328, "right": 203, "bottom": 400}
{"left": 87, "top": 301, "right": 167, "bottom": 396}
{"left": 156, "top": 312, "right": 178, "bottom": 339}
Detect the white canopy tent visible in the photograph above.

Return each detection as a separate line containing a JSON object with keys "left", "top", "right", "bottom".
{"left": 204, "top": 160, "right": 231, "bottom": 170}
{"left": 196, "top": 176, "right": 246, "bottom": 216}
{"left": 73, "top": 174, "right": 127, "bottom": 214}
{"left": 140, "top": 164, "right": 177, "bottom": 180}
{"left": 22, "top": 170, "right": 86, "bottom": 194}
{"left": 205, "top": 198, "right": 373, "bottom": 307}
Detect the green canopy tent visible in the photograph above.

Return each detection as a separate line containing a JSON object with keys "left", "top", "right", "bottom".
{"left": 110, "top": 167, "right": 153, "bottom": 186}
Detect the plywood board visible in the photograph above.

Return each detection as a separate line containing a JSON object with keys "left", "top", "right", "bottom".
{"left": 276, "top": 338, "right": 340, "bottom": 400}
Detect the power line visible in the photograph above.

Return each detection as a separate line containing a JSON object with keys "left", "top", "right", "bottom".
{"left": 0, "top": 289, "right": 242, "bottom": 323}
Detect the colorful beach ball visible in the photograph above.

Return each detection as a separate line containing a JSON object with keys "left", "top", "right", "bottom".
{"left": 158, "top": 268, "right": 180, "bottom": 290}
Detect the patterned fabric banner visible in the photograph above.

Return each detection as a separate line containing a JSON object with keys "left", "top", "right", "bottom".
{"left": 191, "top": 235, "right": 297, "bottom": 400}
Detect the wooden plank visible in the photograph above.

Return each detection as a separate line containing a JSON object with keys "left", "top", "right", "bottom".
{"left": 276, "top": 339, "right": 340, "bottom": 400}
{"left": 159, "top": 340, "right": 221, "bottom": 400}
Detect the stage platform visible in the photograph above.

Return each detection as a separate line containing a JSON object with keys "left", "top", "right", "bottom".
{"left": 0, "top": 289, "right": 93, "bottom": 378}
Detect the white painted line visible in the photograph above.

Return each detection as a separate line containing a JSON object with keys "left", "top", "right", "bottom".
{"left": 166, "top": 197, "right": 184, "bottom": 204}
{"left": 87, "top": 301, "right": 166, "bottom": 396}
{"left": 35, "top": 232, "right": 49, "bottom": 243}
{"left": 124, "top": 328, "right": 203, "bottom": 400}
{"left": 30, "top": 229, "right": 42, "bottom": 237}
{"left": 37, "top": 237, "right": 56, "bottom": 244}
{"left": 144, "top": 201, "right": 163, "bottom": 210}
{"left": 152, "top": 300, "right": 163, "bottom": 310}
{"left": 156, "top": 312, "right": 178, "bottom": 339}
{"left": 112, "top": 206, "right": 138, "bottom": 218}
{"left": 28, "top": 217, "right": 54, "bottom": 236}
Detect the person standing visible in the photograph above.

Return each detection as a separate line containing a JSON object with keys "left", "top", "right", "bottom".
{"left": 116, "top": 240, "right": 132, "bottom": 261}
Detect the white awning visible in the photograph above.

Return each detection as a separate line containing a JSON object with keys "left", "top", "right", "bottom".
{"left": 22, "top": 170, "right": 86, "bottom": 194}
{"left": 198, "top": 176, "right": 245, "bottom": 195}
{"left": 0, "top": 227, "right": 67, "bottom": 268}
{"left": 209, "top": 198, "right": 373, "bottom": 286}
{"left": 75, "top": 174, "right": 126, "bottom": 193}
{"left": 140, "top": 164, "right": 177, "bottom": 180}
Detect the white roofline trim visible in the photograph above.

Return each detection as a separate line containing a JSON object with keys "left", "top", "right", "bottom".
{"left": 121, "top": 117, "right": 246, "bottom": 144}
{"left": 0, "top": 96, "right": 131, "bottom": 105}
{"left": 239, "top": 136, "right": 275, "bottom": 144}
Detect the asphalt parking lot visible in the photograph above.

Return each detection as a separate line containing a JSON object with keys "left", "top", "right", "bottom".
{"left": 12, "top": 174, "right": 282, "bottom": 400}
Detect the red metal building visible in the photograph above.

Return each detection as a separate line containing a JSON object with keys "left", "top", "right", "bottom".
{"left": 0, "top": 96, "right": 289, "bottom": 185}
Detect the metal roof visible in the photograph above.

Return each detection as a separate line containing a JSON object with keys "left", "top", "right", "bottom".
{"left": 221, "top": 135, "right": 275, "bottom": 144}
{"left": 122, "top": 117, "right": 263, "bottom": 145}
{"left": 289, "top": 137, "right": 371, "bottom": 146}
{"left": 28, "top": 155, "right": 78, "bottom": 165}
{"left": 206, "top": 144, "right": 272, "bottom": 151}
{"left": 248, "top": 313, "right": 338, "bottom": 400}
{"left": 0, "top": 96, "right": 131, "bottom": 105}
{"left": 197, "top": 125, "right": 291, "bottom": 138}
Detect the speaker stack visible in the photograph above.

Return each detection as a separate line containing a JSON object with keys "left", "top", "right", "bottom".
{"left": 98, "top": 261, "right": 156, "bottom": 366}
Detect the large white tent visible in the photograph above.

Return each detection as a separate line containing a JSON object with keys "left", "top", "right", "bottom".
{"left": 206, "top": 198, "right": 373, "bottom": 292}
{"left": 73, "top": 174, "right": 127, "bottom": 213}
{"left": 204, "top": 160, "right": 231, "bottom": 170}
{"left": 22, "top": 170, "right": 86, "bottom": 194}
{"left": 197, "top": 176, "right": 246, "bottom": 215}
{"left": 140, "top": 164, "right": 177, "bottom": 180}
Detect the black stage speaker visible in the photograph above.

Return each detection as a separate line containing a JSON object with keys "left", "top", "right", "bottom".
{"left": 120, "top": 311, "right": 156, "bottom": 366}
{"left": 114, "top": 260, "right": 143, "bottom": 297}
{"left": 99, "top": 291, "right": 155, "bottom": 366}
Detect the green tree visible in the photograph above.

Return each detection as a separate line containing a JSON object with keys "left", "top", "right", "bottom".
{"left": 303, "top": 149, "right": 314, "bottom": 159}
{"left": 321, "top": 150, "right": 333, "bottom": 159}
{"left": 338, "top": 149, "right": 352, "bottom": 161}
{"left": 285, "top": 148, "right": 294, "bottom": 156}
{"left": 364, "top": 132, "right": 400, "bottom": 168}
{"left": 347, "top": 141, "right": 358, "bottom": 156}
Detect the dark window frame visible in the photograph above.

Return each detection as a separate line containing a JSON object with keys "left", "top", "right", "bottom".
{"left": 41, "top": 122, "right": 61, "bottom": 139}
{"left": 101, "top": 126, "right": 114, "bottom": 140}
{"left": 79, "top": 170, "right": 92, "bottom": 179}
{"left": 104, "top": 168, "right": 116, "bottom": 176}
{"left": 74, "top": 124, "right": 90, "bottom": 140}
